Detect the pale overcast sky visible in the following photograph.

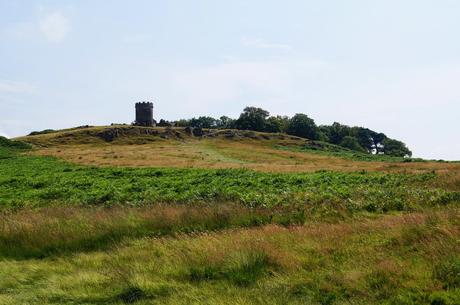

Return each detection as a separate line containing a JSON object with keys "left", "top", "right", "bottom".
{"left": 1, "top": 1, "right": 459, "bottom": 160}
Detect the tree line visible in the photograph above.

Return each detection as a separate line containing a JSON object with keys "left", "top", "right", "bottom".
{"left": 156, "top": 106, "right": 412, "bottom": 157}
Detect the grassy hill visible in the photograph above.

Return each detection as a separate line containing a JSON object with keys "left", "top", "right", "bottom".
{"left": 18, "top": 125, "right": 459, "bottom": 172}
{"left": 1, "top": 128, "right": 459, "bottom": 305}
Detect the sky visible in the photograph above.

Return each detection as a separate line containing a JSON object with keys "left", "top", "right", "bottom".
{"left": 1, "top": 0, "right": 459, "bottom": 160}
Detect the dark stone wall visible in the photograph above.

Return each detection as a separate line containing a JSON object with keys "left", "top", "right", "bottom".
{"left": 135, "top": 102, "right": 155, "bottom": 126}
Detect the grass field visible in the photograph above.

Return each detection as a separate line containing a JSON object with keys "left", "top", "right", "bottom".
{"left": 1, "top": 127, "right": 459, "bottom": 304}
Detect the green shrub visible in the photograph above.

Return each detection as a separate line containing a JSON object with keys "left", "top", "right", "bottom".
{"left": 28, "top": 129, "right": 56, "bottom": 136}
{"left": 0, "top": 136, "right": 31, "bottom": 150}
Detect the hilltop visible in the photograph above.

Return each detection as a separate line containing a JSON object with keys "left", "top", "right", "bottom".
{"left": 18, "top": 125, "right": 458, "bottom": 173}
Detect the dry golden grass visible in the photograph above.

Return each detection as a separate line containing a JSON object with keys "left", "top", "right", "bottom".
{"left": 30, "top": 138, "right": 460, "bottom": 173}
{"left": 18, "top": 125, "right": 460, "bottom": 174}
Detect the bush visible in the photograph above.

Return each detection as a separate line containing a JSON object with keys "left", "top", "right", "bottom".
{"left": 0, "top": 136, "right": 31, "bottom": 150}
{"left": 28, "top": 129, "right": 56, "bottom": 136}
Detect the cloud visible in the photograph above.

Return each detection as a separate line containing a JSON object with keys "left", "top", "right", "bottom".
{"left": 38, "top": 11, "right": 70, "bottom": 42}
{"left": 242, "top": 37, "right": 293, "bottom": 51}
{"left": 0, "top": 80, "right": 37, "bottom": 94}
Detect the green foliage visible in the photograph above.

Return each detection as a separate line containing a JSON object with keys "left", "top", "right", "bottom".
{"left": 235, "top": 106, "right": 270, "bottom": 131}
{"left": 28, "top": 129, "right": 56, "bottom": 136}
{"left": 354, "top": 127, "right": 374, "bottom": 152}
{"left": 189, "top": 116, "right": 218, "bottom": 128}
{"left": 217, "top": 115, "right": 236, "bottom": 129}
{"left": 320, "top": 122, "right": 351, "bottom": 145}
{"left": 320, "top": 123, "right": 389, "bottom": 154}
{"left": 0, "top": 136, "right": 31, "bottom": 150}
{"left": 264, "top": 115, "right": 290, "bottom": 133}
{"left": 157, "top": 119, "right": 173, "bottom": 127}
{"left": 0, "top": 136, "right": 31, "bottom": 159}
{"left": 277, "top": 141, "right": 421, "bottom": 162}
{"left": 173, "top": 118, "right": 190, "bottom": 127}
{"left": 340, "top": 135, "right": 366, "bottom": 152}
{"left": 170, "top": 106, "right": 413, "bottom": 155}
{"left": 0, "top": 153, "right": 452, "bottom": 210}
{"left": 287, "top": 113, "right": 319, "bottom": 140}
{"left": 383, "top": 138, "right": 413, "bottom": 157}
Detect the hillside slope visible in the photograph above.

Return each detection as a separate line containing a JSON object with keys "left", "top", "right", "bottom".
{"left": 19, "top": 125, "right": 460, "bottom": 173}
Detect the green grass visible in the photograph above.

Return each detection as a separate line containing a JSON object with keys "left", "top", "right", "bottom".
{"left": 0, "top": 209, "right": 458, "bottom": 305}
{"left": 1, "top": 151, "right": 458, "bottom": 212}
{"left": 1, "top": 138, "right": 459, "bottom": 304}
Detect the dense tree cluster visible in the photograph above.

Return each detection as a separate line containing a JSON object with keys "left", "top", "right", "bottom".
{"left": 157, "top": 106, "right": 412, "bottom": 157}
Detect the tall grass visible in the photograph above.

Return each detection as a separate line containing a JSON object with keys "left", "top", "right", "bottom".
{"left": 1, "top": 209, "right": 458, "bottom": 305}
{"left": 0, "top": 204, "right": 312, "bottom": 259}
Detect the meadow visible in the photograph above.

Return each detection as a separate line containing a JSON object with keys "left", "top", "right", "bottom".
{"left": 0, "top": 128, "right": 459, "bottom": 305}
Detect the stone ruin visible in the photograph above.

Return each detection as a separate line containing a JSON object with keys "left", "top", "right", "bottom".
{"left": 134, "top": 102, "right": 156, "bottom": 126}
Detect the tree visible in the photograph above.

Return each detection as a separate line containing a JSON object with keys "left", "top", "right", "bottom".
{"left": 264, "top": 116, "right": 290, "bottom": 133}
{"left": 189, "top": 116, "right": 217, "bottom": 128}
{"left": 328, "top": 122, "right": 351, "bottom": 145}
{"left": 354, "top": 127, "right": 375, "bottom": 153}
{"left": 157, "top": 119, "right": 172, "bottom": 127}
{"left": 235, "top": 107, "right": 270, "bottom": 131}
{"left": 382, "top": 138, "right": 412, "bottom": 157}
{"left": 216, "top": 116, "right": 235, "bottom": 129}
{"left": 287, "top": 113, "right": 319, "bottom": 140}
{"left": 371, "top": 132, "right": 387, "bottom": 154}
{"left": 340, "top": 136, "right": 366, "bottom": 152}
{"left": 174, "top": 119, "right": 191, "bottom": 127}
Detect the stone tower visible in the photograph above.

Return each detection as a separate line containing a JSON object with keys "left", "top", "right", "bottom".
{"left": 135, "top": 101, "right": 155, "bottom": 126}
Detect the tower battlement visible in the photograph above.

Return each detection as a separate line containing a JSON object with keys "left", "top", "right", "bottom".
{"left": 135, "top": 101, "right": 154, "bottom": 107}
